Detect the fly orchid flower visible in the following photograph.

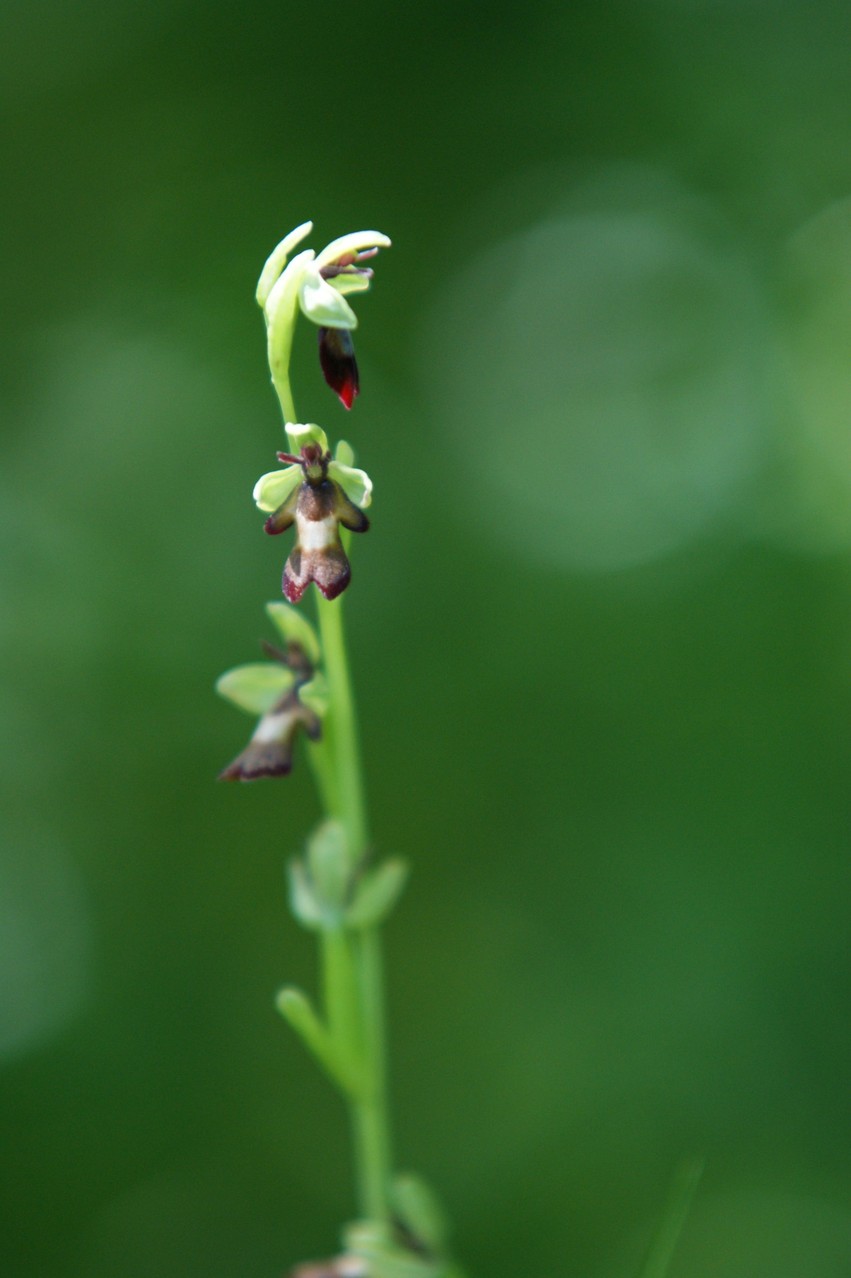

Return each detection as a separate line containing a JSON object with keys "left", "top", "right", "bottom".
{"left": 217, "top": 604, "right": 327, "bottom": 782}
{"left": 256, "top": 221, "right": 391, "bottom": 411}
{"left": 253, "top": 424, "right": 372, "bottom": 604}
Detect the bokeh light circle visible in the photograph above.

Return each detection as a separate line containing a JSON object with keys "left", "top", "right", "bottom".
{"left": 425, "top": 170, "right": 771, "bottom": 573}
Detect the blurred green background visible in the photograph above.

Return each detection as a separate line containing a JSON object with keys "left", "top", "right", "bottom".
{"left": 1, "top": 1, "right": 850, "bottom": 1275}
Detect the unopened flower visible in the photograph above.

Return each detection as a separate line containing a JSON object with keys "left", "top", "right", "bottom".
{"left": 257, "top": 222, "right": 390, "bottom": 410}
{"left": 254, "top": 425, "right": 372, "bottom": 604}
{"left": 217, "top": 606, "right": 327, "bottom": 782}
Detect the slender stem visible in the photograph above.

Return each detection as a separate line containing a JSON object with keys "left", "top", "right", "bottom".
{"left": 317, "top": 592, "right": 392, "bottom": 1222}
{"left": 316, "top": 594, "right": 368, "bottom": 855}
{"left": 270, "top": 356, "right": 297, "bottom": 426}
{"left": 321, "top": 928, "right": 360, "bottom": 1066}
{"left": 352, "top": 928, "right": 392, "bottom": 1215}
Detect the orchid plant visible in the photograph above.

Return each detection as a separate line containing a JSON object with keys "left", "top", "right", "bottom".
{"left": 217, "top": 224, "right": 462, "bottom": 1278}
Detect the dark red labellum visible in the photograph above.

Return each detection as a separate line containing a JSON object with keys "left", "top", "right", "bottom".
{"left": 318, "top": 326, "right": 359, "bottom": 409}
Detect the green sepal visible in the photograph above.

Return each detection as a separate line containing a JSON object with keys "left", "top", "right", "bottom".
{"left": 343, "top": 1222, "right": 442, "bottom": 1278}
{"left": 253, "top": 464, "right": 301, "bottom": 513}
{"left": 215, "top": 663, "right": 293, "bottom": 715}
{"left": 299, "top": 672, "right": 330, "bottom": 718}
{"left": 345, "top": 859, "right": 409, "bottom": 929}
{"left": 266, "top": 601, "right": 321, "bottom": 666}
{"left": 329, "top": 458, "right": 373, "bottom": 509}
{"left": 286, "top": 422, "right": 329, "bottom": 454}
{"left": 390, "top": 1174, "right": 450, "bottom": 1254}
{"left": 307, "top": 820, "right": 352, "bottom": 918}
{"left": 276, "top": 985, "right": 360, "bottom": 1095}
{"left": 256, "top": 221, "right": 313, "bottom": 308}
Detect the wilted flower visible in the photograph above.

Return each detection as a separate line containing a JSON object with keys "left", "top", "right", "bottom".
{"left": 257, "top": 221, "right": 390, "bottom": 410}
{"left": 253, "top": 425, "right": 372, "bottom": 604}
{"left": 217, "top": 604, "right": 327, "bottom": 782}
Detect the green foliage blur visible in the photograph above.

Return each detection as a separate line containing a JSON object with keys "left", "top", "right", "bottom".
{"left": 1, "top": 1, "right": 849, "bottom": 1275}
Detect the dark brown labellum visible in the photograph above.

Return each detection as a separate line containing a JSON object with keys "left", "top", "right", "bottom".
{"left": 318, "top": 326, "right": 359, "bottom": 409}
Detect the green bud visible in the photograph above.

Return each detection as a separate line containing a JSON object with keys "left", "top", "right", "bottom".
{"left": 346, "top": 860, "right": 409, "bottom": 929}
{"left": 307, "top": 820, "right": 352, "bottom": 916}
{"left": 288, "top": 858, "right": 324, "bottom": 929}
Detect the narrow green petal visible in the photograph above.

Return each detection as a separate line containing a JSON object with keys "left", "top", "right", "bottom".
{"left": 315, "top": 230, "right": 392, "bottom": 268}
{"left": 265, "top": 602, "right": 321, "bottom": 665}
{"left": 329, "top": 459, "right": 373, "bottom": 509}
{"left": 299, "top": 269, "right": 358, "bottom": 329}
{"left": 286, "top": 422, "right": 329, "bottom": 454}
{"left": 252, "top": 465, "right": 301, "bottom": 513}
{"left": 335, "top": 439, "right": 355, "bottom": 467}
{"left": 255, "top": 221, "right": 313, "bottom": 307}
{"left": 216, "top": 663, "right": 293, "bottom": 715}
{"left": 330, "top": 273, "right": 372, "bottom": 296}
{"left": 265, "top": 250, "right": 316, "bottom": 420}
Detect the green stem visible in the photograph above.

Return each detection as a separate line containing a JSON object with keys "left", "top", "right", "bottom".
{"left": 321, "top": 928, "right": 360, "bottom": 1068}
{"left": 317, "top": 591, "right": 392, "bottom": 1223}
{"left": 271, "top": 354, "right": 297, "bottom": 426}
{"left": 316, "top": 594, "right": 368, "bottom": 854}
